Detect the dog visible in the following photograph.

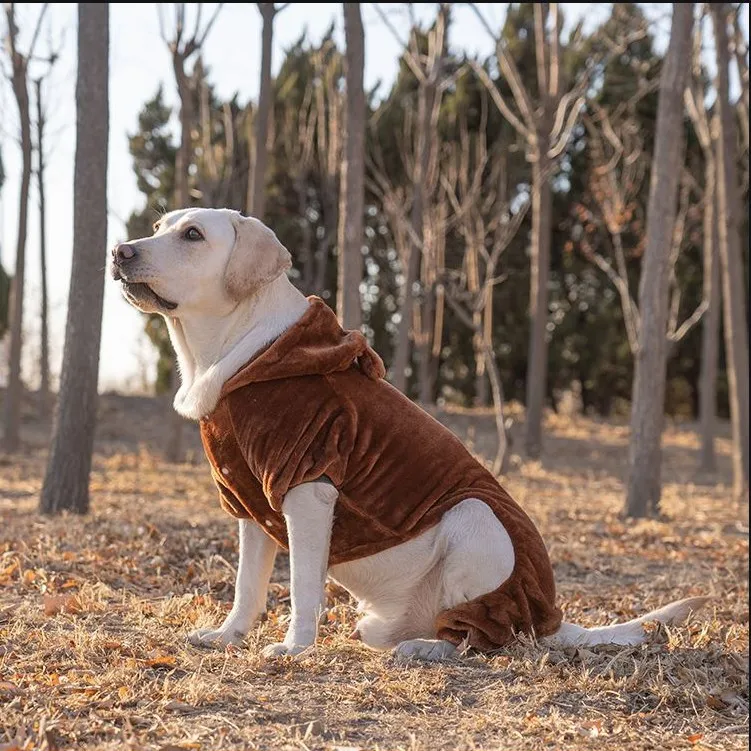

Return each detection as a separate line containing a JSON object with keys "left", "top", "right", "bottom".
{"left": 111, "top": 207, "right": 707, "bottom": 661}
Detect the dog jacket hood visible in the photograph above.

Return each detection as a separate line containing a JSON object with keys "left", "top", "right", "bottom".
{"left": 219, "top": 297, "right": 386, "bottom": 390}
{"left": 200, "top": 297, "right": 562, "bottom": 651}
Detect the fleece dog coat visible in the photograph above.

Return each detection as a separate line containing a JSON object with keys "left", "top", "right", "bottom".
{"left": 199, "top": 297, "right": 563, "bottom": 650}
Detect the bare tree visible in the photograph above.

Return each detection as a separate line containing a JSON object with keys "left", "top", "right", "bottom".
{"left": 470, "top": 3, "right": 647, "bottom": 458}
{"left": 625, "top": 3, "right": 694, "bottom": 519}
{"left": 34, "top": 75, "right": 50, "bottom": 414}
{"left": 685, "top": 22, "right": 721, "bottom": 473}
{"left": 158, "top": 2, "right": 223, "bottom": 209}
{"left": 247, "top": 2, "right": 289, "bottom": 219}
{"left": 1, "top": 2, "right": 49, "bottom": 451}
{"left": 279, "top": 72, "right": 317, "bottom": 292}
{"left": 711, "top": 3, "right": 749, "bottom": 511}
{"left": 158, "top": 2, "right": 223, "bottom": 463}
{"left": 311, "top": 38, "right": 343, "bottom": 295}
{"left": 578, "top": 105, "right": 706, "bottom": 360}
{"left": 440, "top": 98, "right": 530, "bottom": 472}
{"left": 337, "top": 2, "right": 365, "bottom": 329}
{"left": 40, "top": 3, "right": 109, "bottom": 514}
{"left": 373, "top": 3, "right": 449, "bottom": 401}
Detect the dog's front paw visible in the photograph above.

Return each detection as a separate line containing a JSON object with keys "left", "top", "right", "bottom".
{"left": 393, "top": 638, "right": 457, "bottom": 662}
{"left": 187, "top": 626, "right": 246, "bottom": 649}
{"left": 261, "top": 641, "right": 311, "bottom": 658}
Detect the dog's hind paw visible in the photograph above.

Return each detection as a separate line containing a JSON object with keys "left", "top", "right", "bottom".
{"left": 261, "top": 641, "right": 311, "bottom": 659}
{"left": 187, "top": 627, "right": 245, "bottom": 649}
{"left": 393, "top": 639, "right": 457, "bottom": 662}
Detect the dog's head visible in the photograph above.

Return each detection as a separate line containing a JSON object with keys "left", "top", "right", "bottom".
{"left": 110, "top": 208, "right": 292, "bottom": 316}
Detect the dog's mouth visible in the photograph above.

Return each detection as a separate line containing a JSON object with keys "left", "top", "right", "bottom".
{"left": 120, "top": 279, "right": 178, "bottom": 311}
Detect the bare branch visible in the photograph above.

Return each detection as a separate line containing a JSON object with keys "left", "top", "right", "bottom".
{"left": 27, "top": 3, "right": 50, "bottom": 60}
{"left": 372, "top": 3, "right": 425, "bottom": 83}
{"left": 533, "top": 3, "right": 549, "bottom": 98}
{"left": 669, "top": 299, "right": 709, "bottom": 342}
{"left": 196, "top": 2, "right": 224, "bottom": 47}
{"left": 591, "top": 250, "right": 640, "bottom": 354}
{"left": 470, "top": 60, "right": 530, "bottom": 139}
{"left": 547, "top": 95, "right": 585, "bottom": 158}
{"left": 157, "top": 3, "right": 168, "bottom": 42}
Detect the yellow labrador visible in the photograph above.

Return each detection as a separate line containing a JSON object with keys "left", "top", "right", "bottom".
{"left": 111, "top": 208, "right": 706, "bottom": 660}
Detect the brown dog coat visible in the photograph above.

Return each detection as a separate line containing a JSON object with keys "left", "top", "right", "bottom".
{"left": 199, "top": 297, "right": 563, "bottom": 650}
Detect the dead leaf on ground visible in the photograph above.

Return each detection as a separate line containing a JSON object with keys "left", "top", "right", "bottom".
{"left": 43, "top": 594, "right": 82, "bottom": 617}
{"left": 145, "top": 655, "right": 177, "bottom": 669}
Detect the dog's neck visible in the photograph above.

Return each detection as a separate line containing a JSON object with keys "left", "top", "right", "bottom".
{"left": 166, "top": 275, "right": 310, "bottom": 420}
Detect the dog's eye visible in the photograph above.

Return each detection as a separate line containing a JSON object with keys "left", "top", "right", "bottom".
{"left": 184, "top": 227, "right": 203, "bottom": 241}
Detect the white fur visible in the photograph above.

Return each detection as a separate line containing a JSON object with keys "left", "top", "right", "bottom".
{"left": 168, "top": 276, "right": 309, "bottom": 419}
{"left": 188, "top": 519, "right": 277, "bottom": 647}
{"left": 116, "top": 208, "right": 709, "bottom": 660}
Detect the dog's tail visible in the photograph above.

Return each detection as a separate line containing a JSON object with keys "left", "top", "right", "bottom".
{"left": 541, "top": 596, "right": 710, "bottom": 648}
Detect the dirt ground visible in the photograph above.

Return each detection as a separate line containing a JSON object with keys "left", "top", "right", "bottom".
{"left": 0, "top": 393, "right": 748, "bottom": 751}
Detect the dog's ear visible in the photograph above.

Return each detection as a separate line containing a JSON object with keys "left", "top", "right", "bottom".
{"left": 224, "top": 213, "right": 292, "bottom": 301}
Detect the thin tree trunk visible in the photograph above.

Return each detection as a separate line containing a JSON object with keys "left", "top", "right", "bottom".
{"left": 166, "top": 55, "right": 193, "bottom": 464}
{"left": 483, "top": 343, "right": 510, "bottom": 475}
{"left": 393, "top": 81, "right": 435, "bottom": 395}
{"left": 297, "top": 176, "right": 314, "bottom": 293}
{"left": 2, "top": 47, "right": 33, "bottom": 452}
{"left": 698, "top": 162, "right": 720, "bottom": 473}
{"left": 337, "top": 2, "right": 365, "bottom": 330}
{"left": 248, "top": 4, "right": 275, "bottom": 219}
{"left": 625, "top": 3, "right": 694, "bottom": 519}
{"left": 711, "top": 3, "right": 750, "bottom": 509}
{"left": 40, "top": 3, "right": 109, "bottom": 514}
{"left": 35, "top": 77, "right": 51, "bottom": 414}
{"left": 392, "top": 246, "right": 419, "bottom": 394}
{"left": 524, "top": 150, "right": 552, "bottom": 459}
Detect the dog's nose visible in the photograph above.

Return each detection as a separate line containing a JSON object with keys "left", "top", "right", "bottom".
{"left": 113, "top": 242, "right": 137, "bottom": 264}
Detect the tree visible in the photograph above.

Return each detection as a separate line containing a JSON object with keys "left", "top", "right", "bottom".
{"left": 40, "top": 3, "right": 109, "bottom": 515}
{"left": 248, "top": 3, "right": 289, "bottom": 219}
{"left": 577, "top": 103, "right": 706, "bottom": 360}
{"left": 2, "top": 3, "right": 49, "bottom": 451}
{"left": 471, "top": 3, "right": 649, "bottom": 457}
{"left": 34, "top": 74, "right": 52, "bottom": 414}
{"left": 374, "top": 3, "right": 450, "bottom": 401}
{"left": 711, "top": 3, "right": 750, "bottom": 511}
{"left": 685, "top": 20, "right": 721, "bottom": 473}
{"left": 337, "top": 3, "right": 365, "bottom": 330}
{"left": 625, "top": 3, "right": 694, "bottom": 519}
{"left": 441, "top": 94, "right": 530, "bottom": 472}
{"left": 158, "top": 2, "right": 223, "bottom": 463}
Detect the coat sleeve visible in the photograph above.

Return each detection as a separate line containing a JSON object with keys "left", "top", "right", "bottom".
{"left": 227, "top": 379, "right": 355, "bottom": 513}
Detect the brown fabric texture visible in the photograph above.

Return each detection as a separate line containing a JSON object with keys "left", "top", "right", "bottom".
{"left": 199, "top": 297, "right": 562, "bottom": 650}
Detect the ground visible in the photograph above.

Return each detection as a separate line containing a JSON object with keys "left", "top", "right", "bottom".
{"left": 0, "top": 393, "right": 748, "bottom": 751}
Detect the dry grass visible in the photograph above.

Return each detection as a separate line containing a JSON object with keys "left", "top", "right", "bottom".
{"left": 0, "top": 396, "right": 748, "bottom": 750}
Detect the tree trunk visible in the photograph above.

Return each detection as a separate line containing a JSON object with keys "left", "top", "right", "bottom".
{"left": 40, "top": 3, "right": 109, "bottom": 515}
{"left": 393, "top": 80, "right": 435, "bottom": 395}
{"left": 173, "top": 55, "right": 192, "bottom": 209}
{"left": 625, "top": 3, "right": 694, "bottom": 519}
{"left": 166, "top": 53, "right": 193, "bottom": 464}
{"left": 337, "top": 3, "right": 365, "bottom": 330}
{"left": 711, "top": 3, "right": 750, "bottom": 510}
{"left": 35, "top": 78, "right": 51, "bottom": 415}
{"left": 523, "top": 149, "right": 552, "bottom": 459}
{"left": 2, "top": 45, "right": 33, "bottom": 452}
{"left": 484, "top": 343, "right": 510, "bottom": 476}
{"left": 392, "top": 247, "right": 418, "bottom": 394}
{"left": 248, "top": 4, "right": 275, "bottom": 219}
{"left": 698, "top": 160, "right": 720, "bottom": 473}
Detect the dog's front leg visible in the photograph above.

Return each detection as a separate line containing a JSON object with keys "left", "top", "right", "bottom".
{"left": 262, "top": 480, "right": 337, "bottom": 658}
{"left": 188, "top": 519, "right": 277, "bottom": 648}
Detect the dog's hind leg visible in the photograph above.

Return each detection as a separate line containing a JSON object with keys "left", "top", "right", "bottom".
{"left": 393, "top": 498, "right": 515, "bottom": 661}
